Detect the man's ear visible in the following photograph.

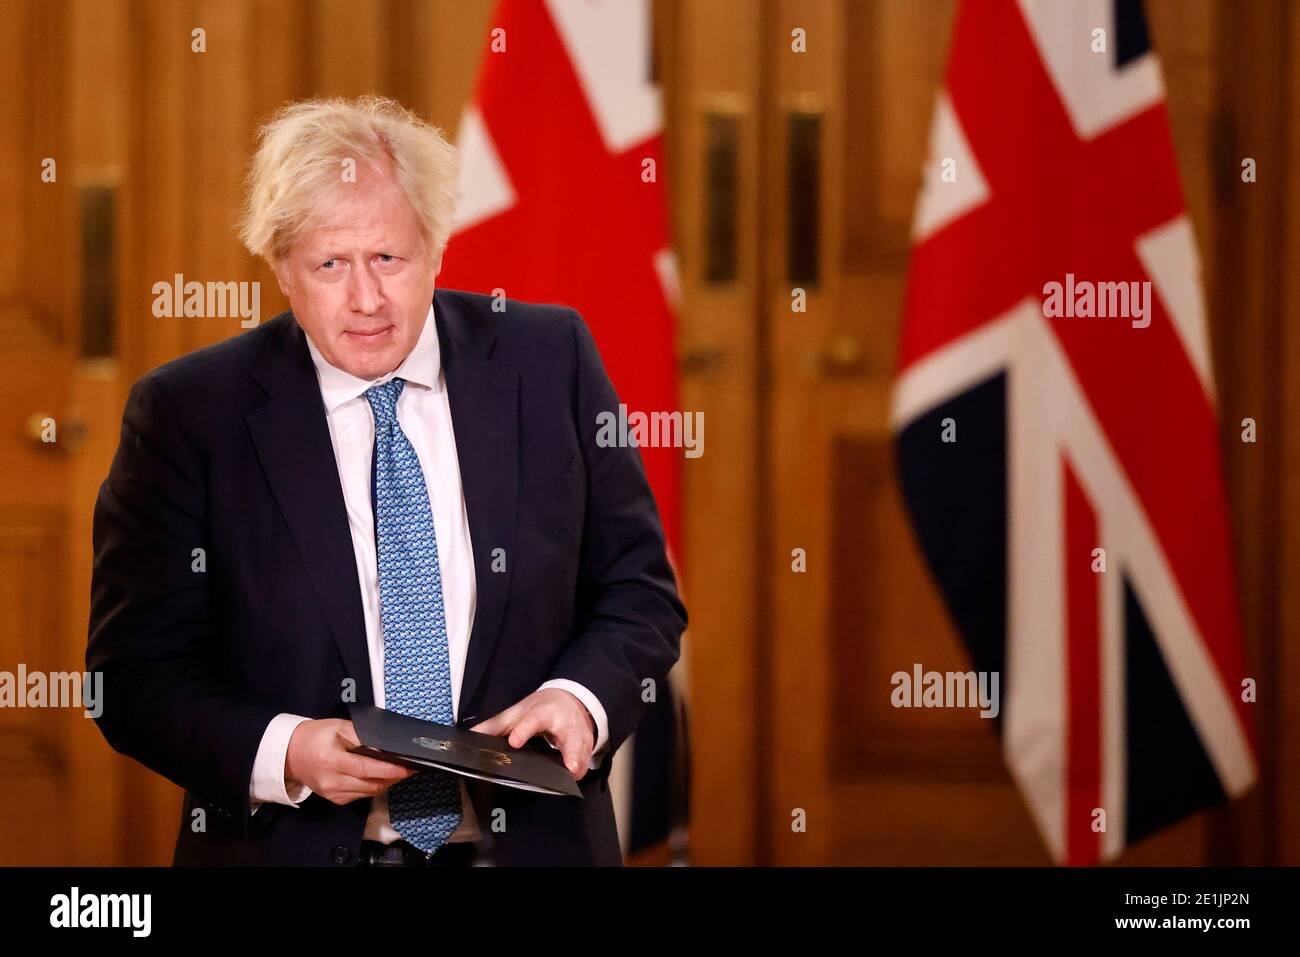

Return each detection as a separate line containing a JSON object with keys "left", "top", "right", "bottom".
{"left": 432, "top": 247, "right": 444, "bottom": 278}
{"left": 271, "top": 259, "right": 293, "bottom": 300}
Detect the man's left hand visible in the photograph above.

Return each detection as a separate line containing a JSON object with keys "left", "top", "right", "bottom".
{"left": 470, "top": 688, "right": 596, "bottom": 779}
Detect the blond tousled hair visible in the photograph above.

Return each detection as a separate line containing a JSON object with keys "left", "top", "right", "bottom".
{"left": 238, "top": 96, "right": 460, "bottom": 265}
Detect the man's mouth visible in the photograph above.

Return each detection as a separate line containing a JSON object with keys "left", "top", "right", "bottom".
{"left": 345, "top": 325, "right": 393, "bottom": 340}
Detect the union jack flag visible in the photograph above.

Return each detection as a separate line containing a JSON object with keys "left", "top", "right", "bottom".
{"left": 893, "top": 0, "right": 1256, "bottom": 865}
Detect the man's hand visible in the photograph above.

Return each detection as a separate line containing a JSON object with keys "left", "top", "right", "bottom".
{"left": 284, "top": 718, "right": 416, "bottom": 805}
{"left": 470, "top": 688, "right": 596, "bottom": 779}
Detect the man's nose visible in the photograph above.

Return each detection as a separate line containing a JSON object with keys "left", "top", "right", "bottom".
{"left": 347, "top": 263, "right": 385, "bottom": 314}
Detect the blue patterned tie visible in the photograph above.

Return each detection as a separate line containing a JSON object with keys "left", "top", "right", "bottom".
{"left": 365, "top": 377, "right": 463, "bottom": 854}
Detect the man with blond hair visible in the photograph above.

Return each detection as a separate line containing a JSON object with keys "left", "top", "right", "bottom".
{"left": 87, "top": 97, "right": 686, "bottom": 867}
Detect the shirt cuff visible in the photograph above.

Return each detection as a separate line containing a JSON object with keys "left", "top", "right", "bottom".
{"left": 538, "top": 679, "right": 609, "bottom": 768}
{"left": 249, "top": 713, "right": 314, "bottom": 810}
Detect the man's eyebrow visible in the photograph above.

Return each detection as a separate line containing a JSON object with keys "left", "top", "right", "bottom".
{"left": 306, "top": 239, "right": 407, "bottom": 258}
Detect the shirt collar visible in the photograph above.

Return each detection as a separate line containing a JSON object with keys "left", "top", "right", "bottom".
{"left": 302, "top": 303, "right": 440, "bottom": 413}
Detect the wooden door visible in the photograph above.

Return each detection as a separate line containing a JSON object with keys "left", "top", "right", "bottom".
{"left": 0, "top": 0, "right": 131, "bottom": 865}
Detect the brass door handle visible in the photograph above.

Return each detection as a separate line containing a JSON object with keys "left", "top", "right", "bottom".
{"left": 819, "top": 335, "right": 865, "bottom": 376}
{"left": 25, "top": 410, "right": 89, "bottom": 452}
{"left": 680, "top": 345, "right": 727, "bottom": 375}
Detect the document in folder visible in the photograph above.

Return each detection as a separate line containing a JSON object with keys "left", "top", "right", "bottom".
{"left": 347, "top": 703, "right": 583, "bottom": 798}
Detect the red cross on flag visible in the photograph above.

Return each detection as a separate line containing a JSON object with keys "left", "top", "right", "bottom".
{"left": 438, "top": 0, "right": 686, "bottom": 858}
{"left": 892, "top": 0, "right": 1256, "bottom": 865}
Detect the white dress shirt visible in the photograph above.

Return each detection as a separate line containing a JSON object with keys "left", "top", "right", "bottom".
{"left": 248, "top": 304, "right": 608, "bottom": 844}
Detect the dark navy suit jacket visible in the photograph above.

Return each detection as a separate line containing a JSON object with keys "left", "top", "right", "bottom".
{"left": 86, "top": 288, "right": 687, "bottom": 866}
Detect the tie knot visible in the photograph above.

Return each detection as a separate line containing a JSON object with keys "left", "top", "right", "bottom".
{"left": 364, "top": 376, "right": 406, "bottom": 425}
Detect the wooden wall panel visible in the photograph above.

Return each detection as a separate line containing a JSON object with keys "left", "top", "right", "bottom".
{"left": 390, "top": 0, "right": 494, "bottom": 130}
{"left": 0, "top": 5, "right": 27, "bottom": 306}
{"left": 191, "top": 0, "right": 257, "bottom": 352}
{"left": 423, "top": 0, "right": 496, "bottom": 131}
{"left": 126, "top": 0, "right": 195, "bottom": 379}
{"left": 0, "top": 511, "right": 67, "bottom": 865}
{"left": 1279, "top": 0, "right": 1300, "bottom": 869}
{"left": 0, "top": 0, "right": 73, "bottom": 344}
{"left": 1199, "top": 0, "right": 1292, "bottom": 865}
{"left": 309, "top": 0, "right": 386, "bottom": 98}
{"left": 244, "top": 0, "right": 311, "bottom": 328}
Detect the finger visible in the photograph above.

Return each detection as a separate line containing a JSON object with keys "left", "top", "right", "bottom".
{"left": 334, "top": 721, "right": 361, "bottom": 747}
{"left": 329, "top": 788, "right": 382, "bottom": 804}
{"left": 506, "top": 707, "right": 549, "bottom": 749}
{"left": 333, "top": 772, "right": 409, "bottom": 796}
{"left": 355, "top": 764, "right": 417, "bottom": 782}
{"left": 333, "top": 783, "right": 381, "bottom": 798}
{"left": 554, "top": 725, "right": 589, "bottom": 778}
{"left": 341, "top": 752, "right": 415, "bottom": 781}
{"left": 470, "top": 703, "right": 524, "bottom": 736}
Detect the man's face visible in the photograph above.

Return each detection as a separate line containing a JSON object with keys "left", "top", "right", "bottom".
{"left": 275, "top": 166, "right": 440, "bottom": 379}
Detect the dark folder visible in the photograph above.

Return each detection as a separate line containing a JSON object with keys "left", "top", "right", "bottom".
{"left": 347, "top": 703, "right": 583, "bottom": 798}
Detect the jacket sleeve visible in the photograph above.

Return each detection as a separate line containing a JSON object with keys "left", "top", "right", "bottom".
{"left": 86, "top": 373, "right": 280, "bottom": 832}
{"left": 543, "top": 309, "right": 688, "bottom": 758}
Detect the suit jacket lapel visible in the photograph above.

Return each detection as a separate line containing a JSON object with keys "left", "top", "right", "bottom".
{"left": 247, "top": 317, "right": 374, "bottom": 704}
{"left": 434, "top": 289, "right": 519, "bottom": 715}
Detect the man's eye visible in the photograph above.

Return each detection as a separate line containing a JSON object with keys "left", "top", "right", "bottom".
{"left": 320, "top": 259, "right": 337, "bottom": 269}
{"left": 376, "top": 254, "right": 395, "bottom": 264}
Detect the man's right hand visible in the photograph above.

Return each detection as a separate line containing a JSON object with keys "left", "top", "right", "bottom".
{"left": 284, "top": 718, "right": 416, "bottom": 806}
